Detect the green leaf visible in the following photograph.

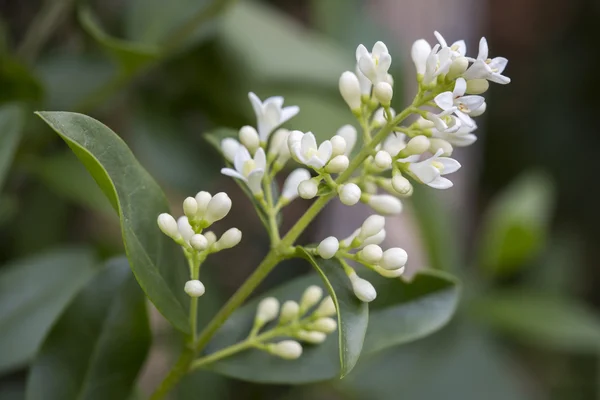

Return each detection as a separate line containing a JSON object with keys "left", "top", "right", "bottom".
{"left": 0, "top": 104, "right": 25, "bottom": 192}
{"left": 0, "top": 247, "right": 98, "bottom": 373}
{"left": 36, "top": 111, "right": 190, "bottom": 333}
{"left": 26, "top": 257, "right": 151, "bottom": 400}
{"left": 473, "top": 290, "right": 600, "bottom": 353}
{"left": 0, "top": 56, "right": 43, "bottom": 105}
{"left": 363, "top": 269, "right": 461, "bottom": 354}
{"left": 477, "top": 172, "right": 555, "bottom": 277}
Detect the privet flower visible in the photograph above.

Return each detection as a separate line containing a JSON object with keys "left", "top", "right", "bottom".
{"left": 408, "top": 149, "right": 461, "bottom": 189}
{"left": 434, "top": 78, "right": 484, "bottom": 127}
{"left": 288, "top": 131, "right": 333, "bottom": 169}
{"left": 317, "top": 236, "right": 339, "bottom": 259}
{"left": 221, "top": 146, "right": 266, "bottom": 195}
{"left": 463, "top": 37, "right": 510, "bottom": 84}
{"left": 356, "top": 42, "right": 392, "bottom": 85}
{"left": 248, "top": 92, "right": 299, "bottom": 142}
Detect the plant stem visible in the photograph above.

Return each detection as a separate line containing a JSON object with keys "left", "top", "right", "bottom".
{"left": 149, "top": 347, "right": 195, "bottom": 400}
{"left": 264, "top": 179, "right": 281, "bottom": 245}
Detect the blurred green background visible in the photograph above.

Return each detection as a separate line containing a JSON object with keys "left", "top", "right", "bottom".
{"left": 1, "top": 0, "right": 599, "bottom": 399}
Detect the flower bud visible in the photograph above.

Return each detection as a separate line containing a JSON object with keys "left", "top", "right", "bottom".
{"left": 330, "top": 135, "right": 347, "bottom": 157}
{"left": 184, "top": 280, "right": 205, "bottom": 297}
{"left": 190, "top": 234, "right": 208, "bottom": 251}
{"left": 339, "top": 71, "right": 362, "bottom": 111}
{"left": 300, "top": 285, "right": 323, "bottom": 311}
{"left": 269, "top": 340, "right": 303, "bottom": 360}
{"left": 359, "top": 215, "right": 385, "bottom": 239}
{"left": 374, "top": 150, "right": 392, "bottom": 169}
{"left": 157, "top": 213, "right": 180, "bottom": 239}
{"left": 381, "top": 247, "right": 408, "bottom": 270}
{"left": 405, "top": 135, "right": 430, "bottom": 155}
{"left": 338, "top": 183, "right": 361, "bottom": 206}
{"left": 326, "top": 155, "right": 349, "bottom": 173}
{"left": 297, "top": 330, "right": 327, "bottom": 344}
{"left": 256, "top": 297, "right": 280, "bottom": 324}
{"left": 359, "top": 244, "right": 383, "bottom": 263}
{"left": 177, "top": 216, "right": 195, "bottom": 242}
{"left": 447, "top": 57, "right": 469, "bottom": 80}
{"left": 313, "top": 296, "right": 336, "bottom": 317}
{"left": 317, "top": 236, "right": 339, "bottom": 259}
{"left": 348, "top": 272, "right": 377, "bottom": 302}
{"left": 415, "top": 117, "right": 435, "bottom": 130}
{"left": 392, "top": 175, "right": 412, "bottom": 195}
{"left": 282, "top": 168, "right": 311, "bottom": 202}
{"left": 429, "top": 138, "right": 453, "bottom": 156}
{"left": 466, "top": 79, "right": 489, "bottom": 95}
{"left": 194, "top": 191, "right": 212, "bottom": 217}
{"left": 183, "top": 197, "right": 198, "bottom": 219}
{"left": 336, "top": 125, "right": 357, "bottom": 155}
{"left": 298, "top": 179, "right": 318, "bottom": 199}
{"left": 214, "top": 228, "right": 242, "bottom": 250}
{"left": 269, "top": 129, "right": 290, "bottom": 157}
{"left": 279, "top": 300, "right": 300, "bottom": 324}
{"left": 221, "top": 138, "right": 240, "bottom": 163}
{"left": 360, "top": 229, "right": 386, "bottom": 247}
{"left": 373, "top": 82, "right": 393, "bottom": 105}
{"left": 377, "top": 265, "right": 406, "bottom": 278}
{"left": 239, "top": 125, "right": 260, "bottom": 152}
{"left": 411, "top": 39, "right": 431, "bottom": 75}
{"left": 204, "top": 192, "right": 232, "bottom": 224}
{"left": 383, "top": 133, "right": 406, "bottom": 157}
{"left": 368, "top": 194, "right": 402, "bottom": 215}
{"left": 470, "top": 101, "right": 487, "bottom": 117}
{"left": 309, "top": 317, "right": 338, "bottom": 334}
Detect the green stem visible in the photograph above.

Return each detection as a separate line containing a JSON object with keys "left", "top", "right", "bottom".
{"left": 191, "top": 338, "right": 255, "bottom": 369}
{"left": 189, "top": 297, "right": 198, "bottom": 344}
{"left": 264, "top": 178, "right": 281, "bottom": 245}
{"left": 149, "top": 347, "right": 195, "bottom": 400}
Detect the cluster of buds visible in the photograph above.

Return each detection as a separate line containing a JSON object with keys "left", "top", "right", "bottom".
{"left": 315, "top": 215, "right": 407, "bottom": 303}
{"left": 157, "top": 191, "right": 242, "bottom": 297}
{"left": 250, "top": 286, "right": 337, "bottom": 360}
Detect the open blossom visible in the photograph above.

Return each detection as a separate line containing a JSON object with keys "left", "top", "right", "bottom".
{"left": 221, "top": 146, "right": 266, "bottom": 195}
{"left": 431, "top": 121, "right": 478, "bottom": 147}
{"left": 248, "top": 92, "right": 299, "bottom": 142}
{"left": 356, "top": 42, "right": 392, "bottom": 85}
{"left": 463, "top": 37, "right": 510, "bottom": 84}
{"left": 433, "top": 31, "right": 467, "bottom": 59}
{"left": 408, "top": 149, "right": 461, "bottom": 189}
{"left": 423, "top": 44, "right": 452, "bottom": 84}
{"left": 288, "top": 131, "right": 332, "bottom": 169}
{"left": 426, "top": 109, "right": 461, "bottom": 133}
{"left": 434, "top": 78, "right": 485, "bottom": 128}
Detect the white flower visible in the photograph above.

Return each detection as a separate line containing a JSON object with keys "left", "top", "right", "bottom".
{"left": 463, "top": 37, "right": 510, "bottom": 84}
{"left": 336, "top": 125, "right": 357, "bottom": 155}
{"left": 325, "top": 155, "right": 349, "bottom": 173}
{"left": 177, "top": 216, "right": 195, "bottom": 243}
{"left": 338, "top": 183, "right": 362, "bottom": 206}
{"left": 183, "top": 197, "right": 198, "bottom": 218}
{"left": 195, "top": 191, "right": 212, "bottom": 217}
{"left": 433, "top": 31, "right": 467, "bottom": 59}
{"left": 248, "top": 92, "right": 300, "bottom": 142}
{"left": 204, "top": 192, "right": 232, "bottom": 224}
{"left": 408, "top": 149, "right": 461, "bottom": 189}
{"left": 359, "top": 214, "right": 385, "bottom": 239}
{"left": 380, "top": 247, "right": 408, "bottom": 270}
{"left": 411, "top": 39, "right": 431, "bottom": 75}
{"left": 298, "top": 179, "right": 318, "bottom": 199}
{"left": 239, "top": 126, "right": 260, "bottom": 153}
{"left": 425, "top": 109, "right": 462, "bottom": 133}
{"left": 359, "top": 244, "right": 383, "bottom": 263}
{"left": 184, "top": 280, "right": 205, "bottom": 297}
{"left": 392, "top": 175, "right": 412, "bottom": 194}
{"left": 317, "top": 236, "right": 339, "bottom": 259}
{"left": 356, "top": 41, "right": 392, "bottom": 85}
{"left": 289, "top": 131, "right": 332, "bottom": 169}
{"left": 373, "top": 82, "right": 393, "bottom": 105}
{"left": 221, "top": 146, "right": 266, "bottom": 195}
{"left": 282, "top": 168, "right": 311, "bottom": 202}
{"left": 330, "top": 135, "right": 347, "bottom": 157}
{"left": 423, "top": 44, "right": 452, "bottom": 84}
{"left": 214, "top": 228, "right": 242, "bottom": 250}
{"left": 355, "top": 65, "right": 372, "bottom": 96}
{"left": 339, "top": 71, "right": 362, "bottom": 111}
{"left": 348, "top": 272, "right": 377, "bottom": 302}
{"left": 374, "top": 150, "right": 392, "bottom": 169}
{"left": 221, "top": 138, "right": 240, "bottom": 163}
{"left": 157, "top": 213, "right": 180, "bottom": 239}
{"left": 405, "top": 135, "right": 431, "bottom": 155}
{"left": 432, "top": 122, "right": 478, "bottom": 147}
{"left": 269, "top": 340, "right": 303, "bottom": 360}
{"left": 434, "top": 78, "right": 484, "bottom": 128}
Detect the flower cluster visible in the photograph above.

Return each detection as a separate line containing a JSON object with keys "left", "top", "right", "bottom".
{"left": 249, "top": 286, "right": 337, "bottom": 360}
{"left": 157, "top": 191, "right": 242, "bottom": 296}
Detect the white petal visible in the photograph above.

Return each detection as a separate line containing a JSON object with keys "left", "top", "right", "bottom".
{"left": 265, "top": 96, "right": 284, "bottom": 108}
{"left": 438, "top": 157, "right": 461, "bottom": 174}
{"left": 248, "top": 92, "right": 263, "bottom": 118}
{"left": 282, "top": 168, "right": 311, "bottom": 200}
{"left": 489, "top": 57, "right": 508, "bottom": 73}
{"left": 358, "top": 56, "right": 377, "bottom": 82}
{"left": 478, "top": 37, "right": 489, "bottom": 60}
{"left": 462, "top": 60, "right": 489, "bottom": 80}
{"left": 489, "top": 73, "right": 511, "bottom": 84}
{"left": 246, "top": 169, "right": 265, "bottom": 194}
{"left": 377, "top": 53, "right": 392, "bottom": 76}
{"left": 280, "top": 106, "right": 300, "bottom": 123}
{"left": 233, "top": 145, "right": 251, "bottom": 173}
{"left": 355, "top": 44, "right": 369, "bottom": 62}
{"left": 434, "top": 92, "right": 454, "bottom": 110}
{"left": 454, "top": 109, "right": 475, "bottom": 128}
{"left": 177, "top": 216, "right": 195, "bottom": 242}
{"left": 301, "top": 132, "right": 318, "bottom": 152}
{"left": 434, "top": 31, "right": 448, "bottom": 47}
{"left": 317, "top": 140, "right": 333, "bottom": 163}
{"left": 372, "top": 41, "right": 389, "bottom": 57}
{"left": 427, "top": 176, "right": 453, "bottom": 189}
{"left": 221, "top": 168, "right": 246, "bottom": 181}
{"left": 427, "top": 112, "right": 448, "bottom": 131}
{"left": 291, "top": 144, "right": 305, "bottom": 163}
{"left": 411, "top": 39, "right": 431, "bottom": 75}
{"left": 452, "top": 40, "right": 467, "bottom": 56}
{"left": 470, "top": 102, "right": 487, "bottom": 117}
{"left": 306, "top": 156, "right": 326, "bottom": 169}
{"left": 453, "top": 78, "right": 467, "bottom": 97}
{"left": 460, "top": 95, "right": 485, "bottom": 111}
{"left": 410, "top": 163, "right": 439, "bottom": 184}
{"left": 449, "top": 133, "right": 477, "bottom": 147}
{"left": 337, "top": 125, "right": 357, "bottom": 155}
{"left": 261, "top": 102, "right": 282, "bottom": 139}
{"left": 253, "top": 147, "right": 266, "bottom": 170}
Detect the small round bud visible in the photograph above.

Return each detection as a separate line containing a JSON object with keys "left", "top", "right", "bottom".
{"left": 297, "top": 330, "right": 327, "bottom": 344}
{"left": 239, "top": 125, "right": 260, "bottom": 152}
{"left": 279, "top": 300, "right": 300, "bottom": 324}
{"left": 221, "top": 138, "right": 240, "bottom": 163}
{"left": 157, "top": 213, "right": 180, "bottom": 239}
{"left": 204, "top": 192, "right": 232, "bottom": 224}
{"left": 190, "top": 234, "right": 208, "bottom": 251}
{"left": 360, "top": 229, "right": 386, "bottom": 247}
{"left": 177, "top": 216, "right": 195, "bottom": 242}
{"left": 470, "top": 101, "right": 487, "bottom": 117}
{"left": 466, "top": 79, "right": 489, "bottom": 95}
{"left": 368, "top": 194, "right": 403, "bottom": 215}
{"left": 330, "top": 135, "right": 347, "bottom": 157}
{"left": 392, "top": 175, "right": 412, "bottom": 195}
{"left": 381, "top": 247, "right": 408, "bottom": 270}
{"left": 348, "top": 273, "right": 377, "bottom": 303}
{"left": 429, "top": 138, "right": 453, "bottom": 156}
{"left": 310, "top": 317, "right": 338, "bottom": 334}
{"left": 447, "top": 57, "right": 469, "bottom": 80}
{"left": 214, "top": 228, "right": 242, "bottom": 250}
{"left": 184, "top": 280, "right": 205, "bottom": 297}
{"left": 359, "top": 244, "right": 383, "bottom": 264}
{"left": 373, "top": 82, "right": 393, "bottom": 105}
{"left": 282, "top": 168, "right": 311, "bottom": 201}
{"left": 183, "top": 197, "right": 198, "bottom": 218}
{"left": 339, "top": 71, "right": 362, "bottom": 111}
{"left": 203, "top": 231, "right": 217, "bottom": 246}
{"left": 300, "top": 285, "right": 323, "bottom": 311}
{"left": 405, "top": 135, "right": 430, "bottom": 155}
{"left": 338, "top": 183, "right": 361, "bottom": 206}
{"left": 359, "top": 215, "right": 385, "bottom": 239}
{"left": 194, "top": 191, "right": 212, "bottom": 217}
{"left": 317, "top": 237, "right": 339, "bottom": 259}
{"left": 374, "top": 150, "right": 392, "bottom": 169}
{"left": 270, "top": 340, "right": 303, "bottom": 360}
{"left": 256, "top": 297, "right": 280, "bottom": 324}
{"left": 325, "top": 155, "right": 349, "bottom": 174}
{"left": 298, "top": 179, "right": 318, "bottom": 199}
{"left": 313, "top": 296, "right": 336, "bottom": 318}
